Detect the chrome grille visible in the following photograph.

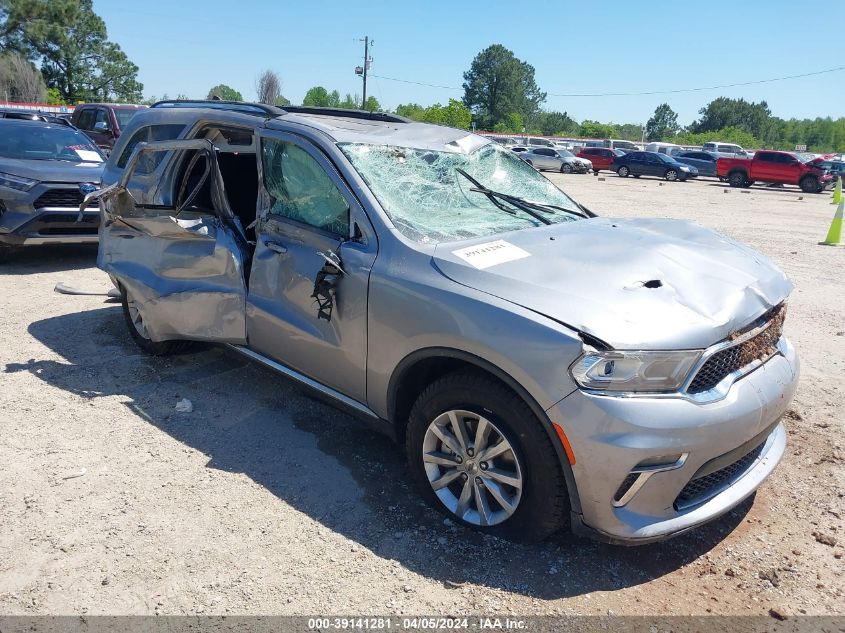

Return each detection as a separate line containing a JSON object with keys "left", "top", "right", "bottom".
{"left": 687, "top": 305, "right": 786, "bottom": 394}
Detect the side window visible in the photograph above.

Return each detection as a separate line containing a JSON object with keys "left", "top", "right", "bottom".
{"left": 116, "top": 124, "right": 185, "bottom": 172}
{"left": 262, "top": 139, "right": 350, "bottom": 236}
{"left": 95, "top": 108, "right": 109, "bottom": 129}
{"left": 756, "top": 152, "right": 775, "bottom": 162}
{"left": 76, "top": 109, "right": 95, "bottom": 130}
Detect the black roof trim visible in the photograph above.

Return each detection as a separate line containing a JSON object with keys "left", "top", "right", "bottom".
{"left": 150, "top": 100, "right": 285, "bottom": 117}
{"left": 279, "top": 106, "right": 410, "bottom": 123}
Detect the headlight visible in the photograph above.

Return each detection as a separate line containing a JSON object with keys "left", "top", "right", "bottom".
{"left": 679, "top": 166, "right": 690, "bottom": 172}
{"left": 570, "top": 347, "right": 701, "bottom": 393}
{"left": 0, "top": 171, "right": 38, "bottom": 191}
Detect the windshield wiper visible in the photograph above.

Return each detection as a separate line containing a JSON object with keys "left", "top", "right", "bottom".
{"left": 456, "top": 168, "right": 592, "bottom": 222}
{"left": 456, "top": 168, "right": 551, "bottom": 225}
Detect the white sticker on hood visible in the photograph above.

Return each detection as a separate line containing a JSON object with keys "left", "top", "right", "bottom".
{"left": 452, "top": 240, "right": 530, "bottom": 269}
{"left": 74, "top": 149, "right": 102, "bottom": 162}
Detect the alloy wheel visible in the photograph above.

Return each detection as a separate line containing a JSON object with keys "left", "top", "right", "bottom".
{"left": 126, "top": 296, "right": 151, "bottom": 340}
{"left": 422, "top": 409, "right": 523, "bottom": 526}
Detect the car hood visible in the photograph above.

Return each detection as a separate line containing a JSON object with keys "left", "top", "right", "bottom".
{"left": 431, "top": 217, "right": 791, "bottom": 350}
{"left": 0, "top": 158, "right": 103, "bottom": 183}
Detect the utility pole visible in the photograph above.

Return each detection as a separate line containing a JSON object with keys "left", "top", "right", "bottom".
{"left": 355, "top": 36, "right": 373, "bottom": 109}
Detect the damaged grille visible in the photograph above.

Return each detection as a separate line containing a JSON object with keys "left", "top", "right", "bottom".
{"left": 686, "top": 304, "right": 786, "bottom": 394}
{"left": 674, "top": 441, "right": 766, "bottom": 509}
{"left": 34, "top": 188, "right": 85, "bottom": 209}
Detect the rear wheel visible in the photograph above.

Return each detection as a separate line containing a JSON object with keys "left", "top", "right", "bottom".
{"left": 800, "top": 175, "right": 822, "bottom": 193}
{"left": 728, "top": 171, "right": 747, "bottom": 188}
{"left": 406, "top": 370, "right": 569, "bottom": 542}
{"left": 617, "top": 165, "right": 629, "bottom": 178}
{"left": 665, "top": 169, "right": 678, "bottom": 181}
{"left": 121, "top": 287, "right": 192, "bottom": 355}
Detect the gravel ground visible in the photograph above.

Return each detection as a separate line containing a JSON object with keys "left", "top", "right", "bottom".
{"left": 0, "top": 174, "right": 842, "bottom": 618}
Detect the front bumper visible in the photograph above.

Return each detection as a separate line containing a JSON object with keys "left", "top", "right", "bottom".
{"left": 0, "top": 183, "right": 100, "bottom": 246}
{"left": 549, "top": 336, "right": 798, "bottom": 544}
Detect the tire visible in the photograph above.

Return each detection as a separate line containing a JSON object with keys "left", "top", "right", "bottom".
{"left": 664, "top": 169, "right": 678, "bottom": 182}
{"left": 633, "top": 174, "right": 641, "bottom": 178}
{"left": 561, "top": 163, "right": 573, "bottom": 174}
{"left": 799, "top": 175, "right": 822, "bottom": 194}
{"left": 617, "top": 165, "right": 629, "bottom": 178}
{"left": 406, "top": 369, "right": 569, "bottom": 542}
{"left": 728, "top": 171, "right": 747, "bottom": 188}
{"left": 121, "top": 287, "right": 192, "bottom": 356}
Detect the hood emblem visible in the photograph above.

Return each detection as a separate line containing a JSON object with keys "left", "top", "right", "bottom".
{"left": 79, "top": 183, "right": 97, "bottom": 195}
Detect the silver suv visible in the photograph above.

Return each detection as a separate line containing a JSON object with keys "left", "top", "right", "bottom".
{"left": 86, "top": 101, "right": 799, "bottom": 543}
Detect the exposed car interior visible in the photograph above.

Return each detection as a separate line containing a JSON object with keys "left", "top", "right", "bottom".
{"left": 175, "top": 126, "right": 259, "bottom": 243}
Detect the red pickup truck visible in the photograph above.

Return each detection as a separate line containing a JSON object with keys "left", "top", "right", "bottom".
{"left": 717, "top": 150, "right": 832, "bottom": 193}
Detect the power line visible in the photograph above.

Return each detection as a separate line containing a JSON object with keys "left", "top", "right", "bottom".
{"left": 369, "top": 66, "right": 845, "bottom": 98}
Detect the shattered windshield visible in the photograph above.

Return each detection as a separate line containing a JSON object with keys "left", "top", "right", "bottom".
{"left": 339, "top": 142, "right": 582, "bottom": 243}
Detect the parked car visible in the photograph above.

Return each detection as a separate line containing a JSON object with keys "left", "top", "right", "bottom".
{"left": 576, "top": 147, "right": 624, "bottom": 173}
{"left": 645, "top": 142, "right": 682, "bottom": 155}
{"left": 0, "top": 119, "right": 104, "bottom": 261}
{"left": 612, "top": 151, "right": 699, "bottom": 181}
{"left": 525, "top": 137, "right": 556, "bottom": 148}
{"left": 71, "top": 103, "right": 146, "bottom": 153}
{"left": 84, "top": 100, "right": 797, "bottom": 544}
{"left": 584, "top": 139, "right": 640, "bottom": 152}
{"left": 810, "top": 155, "right": 845, "bottom": 179}
{"left": 674, "top": 150, "right": 722, "bottom": 178}
{"left": 717, "top": 150, "right": 832, "bottom": 193}
{"left": 0, "top": 109, "right": 75, "bottom": 127}
{"left": 519, "top": 147, "right": 588, "bottom": 173}
{"left": 703, "top": 141, "right": 745, "bottom": 156}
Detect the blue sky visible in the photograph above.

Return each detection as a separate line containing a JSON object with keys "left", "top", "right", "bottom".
{"left": 95, "top": 0, "right": 845, "bottom": 126}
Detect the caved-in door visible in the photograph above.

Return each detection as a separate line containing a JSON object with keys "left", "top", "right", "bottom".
{"left": 90, "top": 139, "right": 249, "bottom": 343}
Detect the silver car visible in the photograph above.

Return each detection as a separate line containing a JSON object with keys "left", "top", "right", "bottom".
{"left": 0, "top": 119, "right": 104, "bottom": 262}
{"left": 87, "top": 101, "right": 798, "bottom": 543}
{"left": 520, "top": 147, "right": 590, "bottom": 174}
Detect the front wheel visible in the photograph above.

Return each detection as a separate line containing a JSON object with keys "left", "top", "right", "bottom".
{"left": 561, "top": 163, "right": 573, "bottom": 174}
{"left": 617, "top": 165, "right": 629, "bottom": 178}
{"left": 664, "top": 169, "right": 678, "bottom": 181}
{"left": 121, "top": 287, "right": 192, "bottom": 355}
{"left": 406, "top": 370, "right": 569, "bottom": 542}
{"left": 800, "top": 175, "right": 822, "bottom": 193}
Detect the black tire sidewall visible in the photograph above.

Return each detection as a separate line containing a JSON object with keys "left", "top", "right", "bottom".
{"left": 406, "top": 371, "right": 567, "bottom": 541}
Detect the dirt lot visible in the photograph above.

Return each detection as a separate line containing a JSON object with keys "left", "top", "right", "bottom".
{"left": 0, "top": 174, "right": 843, "bottom": 618}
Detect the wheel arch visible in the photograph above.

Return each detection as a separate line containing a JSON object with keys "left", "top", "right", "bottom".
{"left": 387, "top": 346, "right": 582, "bottom": 515}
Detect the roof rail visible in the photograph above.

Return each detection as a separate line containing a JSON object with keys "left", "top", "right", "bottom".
{"left": 279, "top": 106, "right": 410, "bottom": 123}
{"left": 150, "top": 100, "right": 284, "bottom": 117}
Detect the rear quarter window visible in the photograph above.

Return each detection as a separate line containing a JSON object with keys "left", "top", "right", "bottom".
{"left": 116, "top": 124, "right": 186, "bottom": 173}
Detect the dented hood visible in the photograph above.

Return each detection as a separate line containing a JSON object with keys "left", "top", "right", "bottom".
{"left": 431, "top": 217, "right": 792, "bottom": 350}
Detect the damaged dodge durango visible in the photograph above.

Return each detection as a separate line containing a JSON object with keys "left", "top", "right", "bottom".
{"left": 84, "top": 100, "right": 799, "bottom": 543}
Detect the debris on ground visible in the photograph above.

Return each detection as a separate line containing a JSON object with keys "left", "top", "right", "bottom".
{"left": 175, "top": 398, "right": 193, "bottom": 413}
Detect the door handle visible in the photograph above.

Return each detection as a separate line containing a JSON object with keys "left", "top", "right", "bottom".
{"left": 264, "top": 240, "right": 287, "bottom": 254}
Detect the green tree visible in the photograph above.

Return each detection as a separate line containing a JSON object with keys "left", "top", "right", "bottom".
{"left": 395, "top": 102, "right": 426, "bottom": 120}
{"left": 1, "top": 0, "right": 142, "bottom": 102}
{"left": 415, "top": 99, "right": 472, "bottom": 129}
{"left": 692, "top": 97, "right": 771, "bottom": 139}
{"left": 206, "top": 84, "right": 242, "bottom": 101}
{"left": 362, "top": 95, "right": 380, "bottom": 112}
{"left": 645, "top": 103, "right": 679, "bottom": 141}
{"left": 338, "top": 93, "right": 358, "bottom": 109}
{"left": 536, "top": 110, "right": 577, "bottom": 136}
{"left": 0, "top": 50, "right": 46, "bottom": 102}
{"left": 302, "top": 85, "right": 340, "bottom": 107}
{"left": 579, "top": 120, "right": 618, "bottom": 139}
{"left": 673, "top": 126, "right": 760, "bottom": 148}
{"left": 462, "top": 44, "right": 545, "bottom": 130}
